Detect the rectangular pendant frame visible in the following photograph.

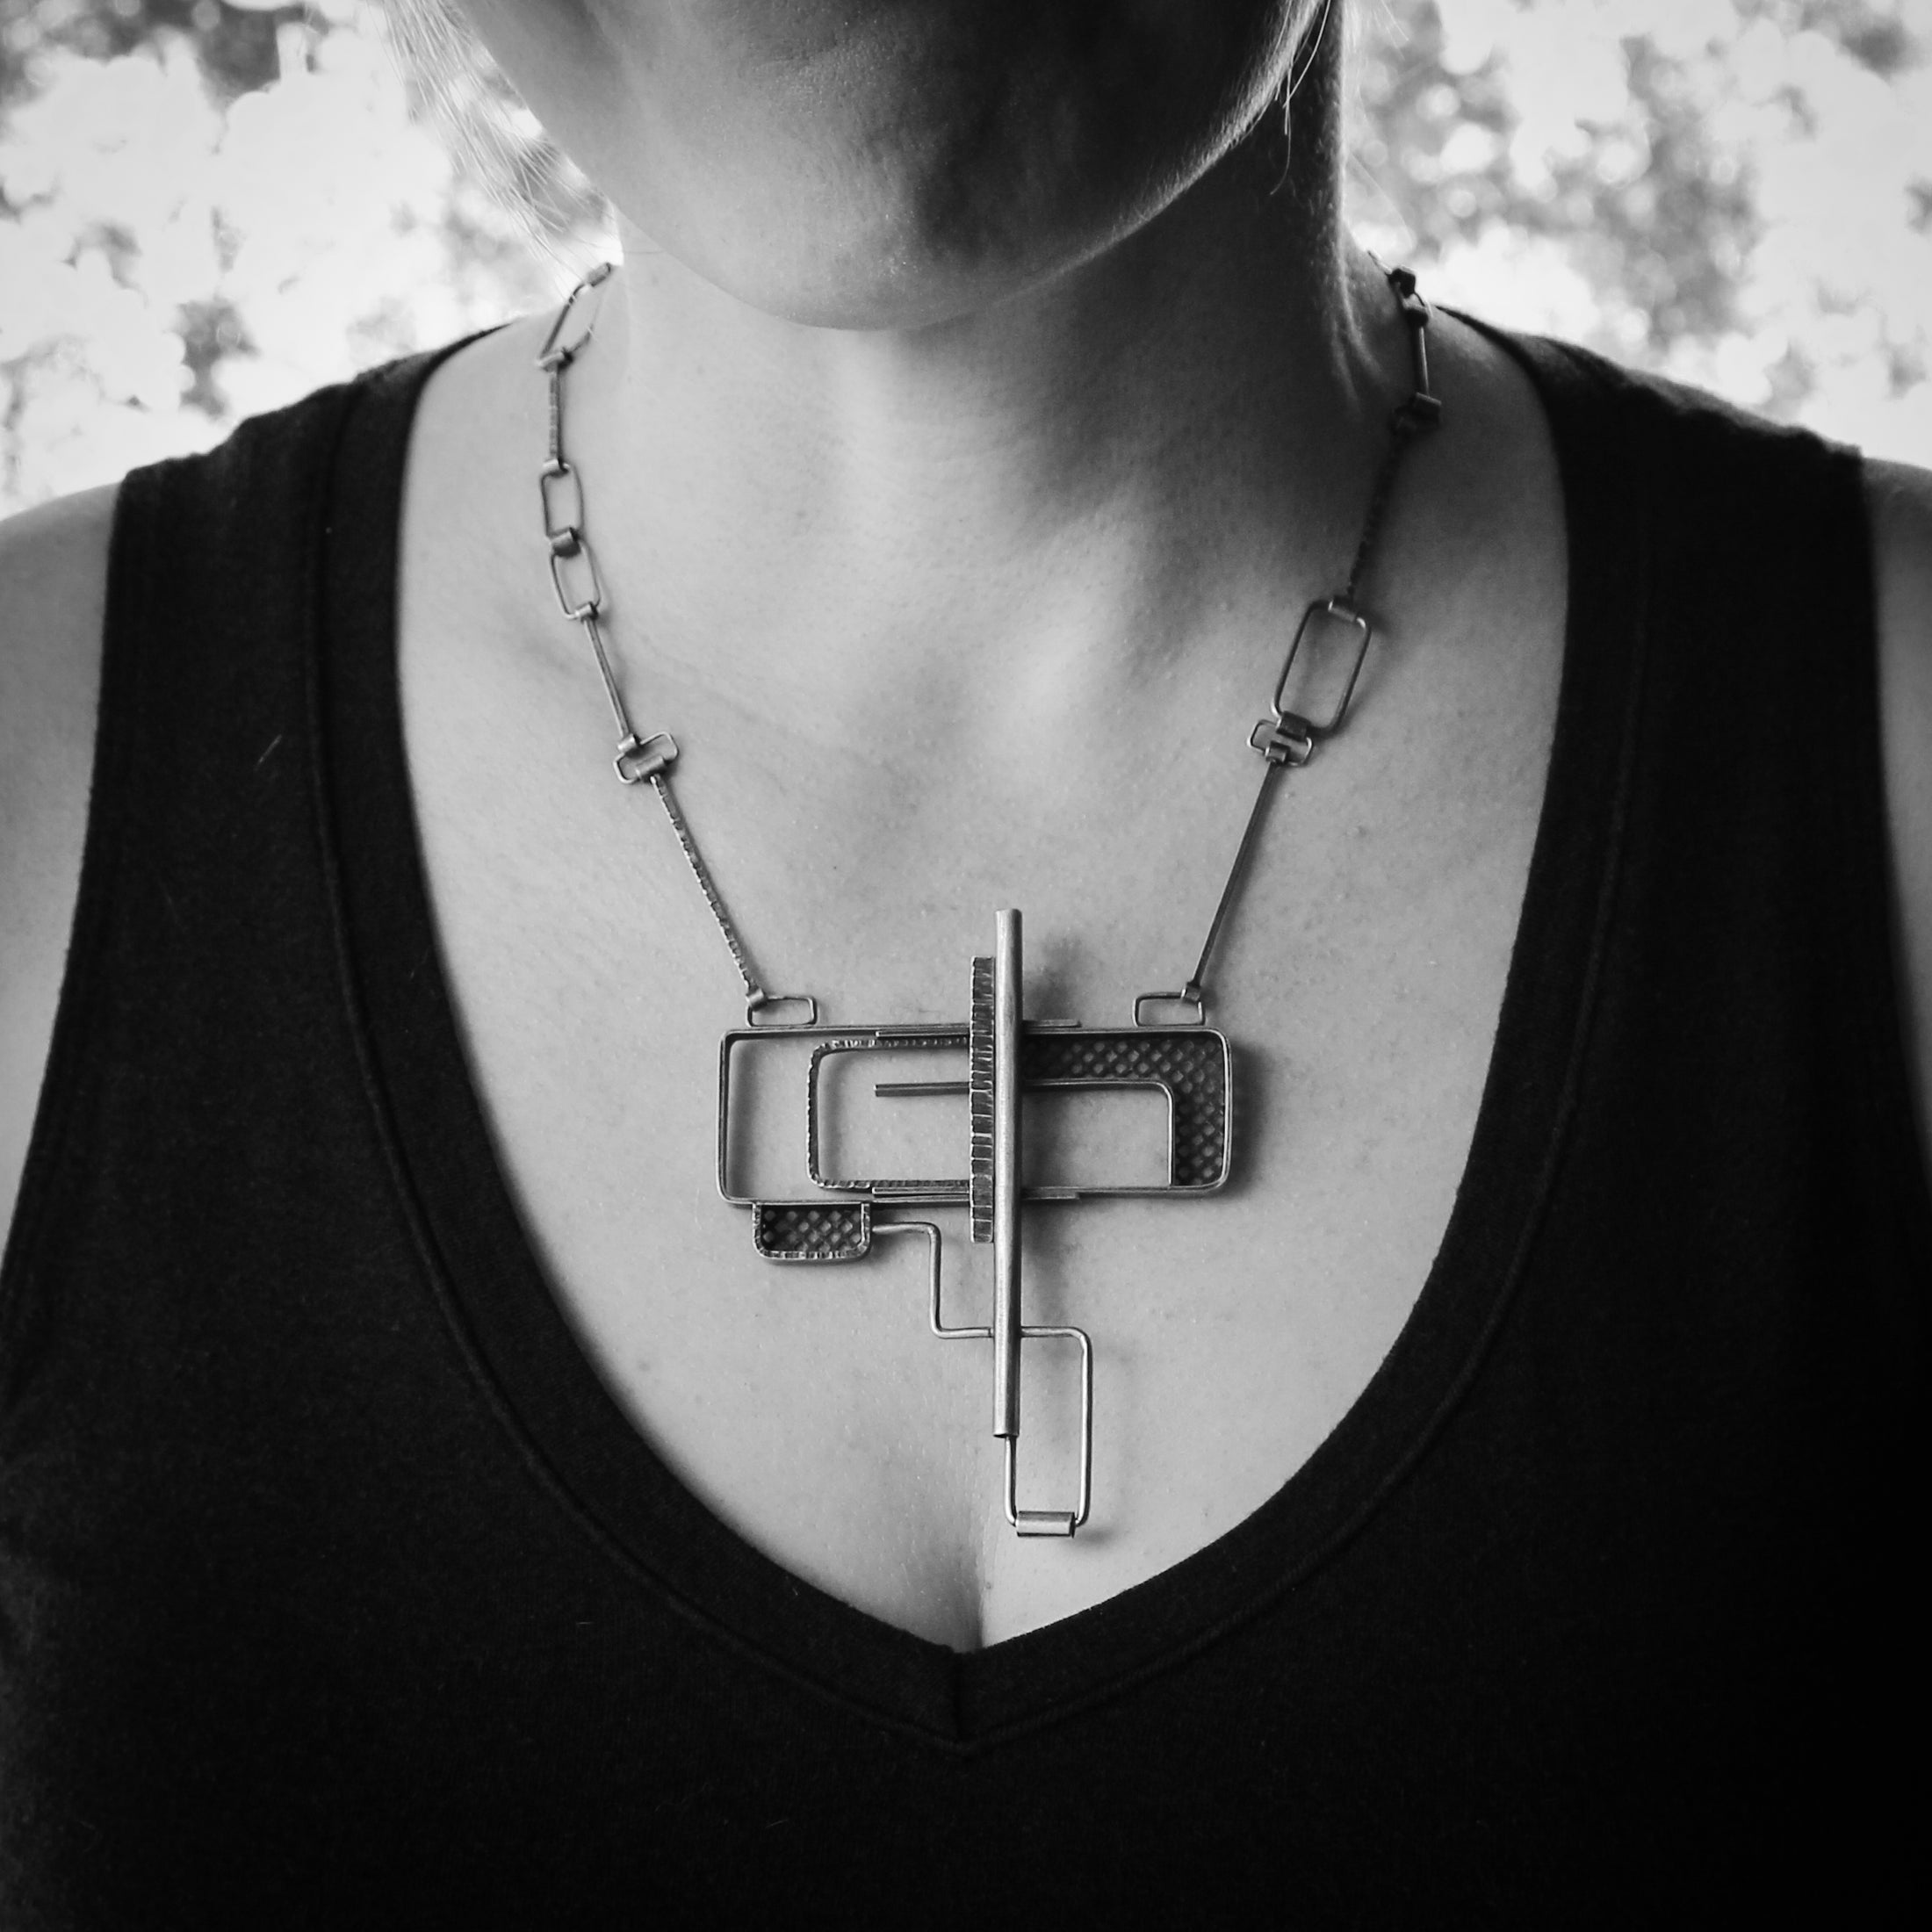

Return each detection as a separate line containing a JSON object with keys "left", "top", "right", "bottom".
{"left": 716, "top": 1022, "right": 1233, "bottom": 1209}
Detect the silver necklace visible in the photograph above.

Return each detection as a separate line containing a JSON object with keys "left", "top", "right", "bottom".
{"left": 535, "top": 263, "right": 1439, "bottom": 1537}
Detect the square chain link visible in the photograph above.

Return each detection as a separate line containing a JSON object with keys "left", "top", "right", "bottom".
{"left": 539, "top": 461, "right": 585, "bottom": 543}
{"left": 549, "top": 537, "right": 602, "bottom": 620}
{"left": 1268, "top": 597, "right": 1373, "bottom": 737}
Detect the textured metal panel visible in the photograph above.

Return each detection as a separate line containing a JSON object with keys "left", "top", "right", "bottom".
{"left": 1021, "top": 1028, "right": 1229, "bottom": 1189}
{"left": 752, "top": 1200, "right": 872, "bottom": 1261}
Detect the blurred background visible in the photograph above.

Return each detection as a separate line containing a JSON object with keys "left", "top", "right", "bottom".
{"left": 2, "top": 0, "right": 1928, "bottom": 516}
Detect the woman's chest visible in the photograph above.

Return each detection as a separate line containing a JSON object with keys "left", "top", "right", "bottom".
{"left": 388, "top": 342, "right": 1568, "bottom": 1643}
{"left": 393, "top": 667, "right": 1555, "bottom": 1646}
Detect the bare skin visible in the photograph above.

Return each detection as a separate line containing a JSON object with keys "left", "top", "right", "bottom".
{"left": 2, "top": 3, "right": 1929, "bottom": 1649}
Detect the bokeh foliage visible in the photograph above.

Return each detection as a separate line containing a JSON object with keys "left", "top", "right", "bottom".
{"left": 1348, "top": 0, "right": 1929, "bottom": 436}
{"left": 2, "top": 0, "right": 1928, "bottom": 512}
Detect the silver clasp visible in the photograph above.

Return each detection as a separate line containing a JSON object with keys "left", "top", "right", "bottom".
{"left": 1134, "top": 986, "right": 1207, "bottom": 1027}
{"left": 615, "top": 730, "right": 678, "bottom": 785}
{"left": 746, "top": 991, "right": 819, "bottom": 1027}
{"left": 535, "top": 261, "right": 612, "bottom": 372}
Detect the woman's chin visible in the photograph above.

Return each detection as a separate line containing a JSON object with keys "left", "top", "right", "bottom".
{"left": 618, "top": 168, "right": 1111, "bottom": 334}
{"left": 477, "top": 0, "right": 1304, "bottom": 331}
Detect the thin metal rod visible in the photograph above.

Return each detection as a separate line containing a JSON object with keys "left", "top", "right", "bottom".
{"left": 647, "top": 771, "right": 768, "bottom": 1003}
{"left": 580, "top": 614, "right": 633, "bottom": 742}
{"left": 542, "top": 269, "right": 804, "bottom": 1020}
{"left": 1343, "top": 429, "right": 1414, "bottom": 609}
{"left": 871, "top": 1221, "right": 991, "bottom": 1341}
{"left": 1184, "top": 761, "right": 1283, "bottom": 1000}
{"left": 991, "top": 910, "right": 1023, "bottom": 1440}
{"left": 1161, "top": 271, "right": 1438, "bottom": 1018}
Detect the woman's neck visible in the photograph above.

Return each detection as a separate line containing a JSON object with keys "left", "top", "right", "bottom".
{"left": 558, "top": 137, "right": 1409, "bottom": 695}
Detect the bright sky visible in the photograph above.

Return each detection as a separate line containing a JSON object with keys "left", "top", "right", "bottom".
{"left": 3, "top": 0, "right": 1928, "bottom": 513}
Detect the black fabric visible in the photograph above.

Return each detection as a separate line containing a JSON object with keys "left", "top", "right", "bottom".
{"left": 1, "top": 337, "right": 1925, "bottom": 1927}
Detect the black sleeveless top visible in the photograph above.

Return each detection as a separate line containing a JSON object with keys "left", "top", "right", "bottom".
{"left": 1, "top": 337, "right": 1925, "bottom": 1927}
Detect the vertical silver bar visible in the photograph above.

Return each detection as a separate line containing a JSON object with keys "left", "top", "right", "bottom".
{"left": 991, "top": 909, "right": 1023, "bottom": 1439}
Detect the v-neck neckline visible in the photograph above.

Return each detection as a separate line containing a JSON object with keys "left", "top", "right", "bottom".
{"left": 312, "top": 325, "right": 1651, "bottom": 1748}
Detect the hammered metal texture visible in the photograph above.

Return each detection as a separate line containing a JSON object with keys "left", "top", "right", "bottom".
{"left": 753, "top": 1201, "right": 872, "bottom": 1261}
{"left": 969, "top": 955, "right": 997, "bottom": 1243}
{"left": 1021, "top": 1030, "right": 1229, "bottom": 1188}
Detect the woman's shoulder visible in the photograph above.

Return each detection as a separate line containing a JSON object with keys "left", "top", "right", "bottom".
{"left": 0, "top": 339, "right": 487, "bottom": 1251}
{"left": 1542, "top": 339, "right": 1932, "bottom": 1175}
{"left": 0, "top": 479, "right": 117, "bottom": 666}
{"left": 0, "top": 485, "right": 117, "bottom": 906}
{"left": 0, "top": 483, "right": 115, "bottom": 1244}
{"left": 0, "top": 369, "right": 382, "bottom": 1246}
{"left": 1868, "top": 458, "right": 1932, "bottom": 1168}
{"left": 1868, "top": 456, "right": 1932, "bottom": 589}
{"left": 0, "top": 489, "right": 114, "bottom": 853}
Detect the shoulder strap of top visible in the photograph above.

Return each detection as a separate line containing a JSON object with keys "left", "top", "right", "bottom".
{"left": 1501, "top": 328, "right": 1932, "bottom": 1330}
{"left": 0, "top": 354, "right": 449, "bottom": 1375}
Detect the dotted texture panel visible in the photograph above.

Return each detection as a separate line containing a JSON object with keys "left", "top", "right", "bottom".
{"left": 1021, "top": 1030, "right": 1229, "bottom": 1189}
{"left": 752, "top": 1201, "right": 872, "bottom": 1261}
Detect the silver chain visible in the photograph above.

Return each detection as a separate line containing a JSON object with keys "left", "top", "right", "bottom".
{"left": 536, "top": 262, "right": 1438, "bottom": 1028}
{"left": 536, "top": 264, "right": 804, "bottom": 1021}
